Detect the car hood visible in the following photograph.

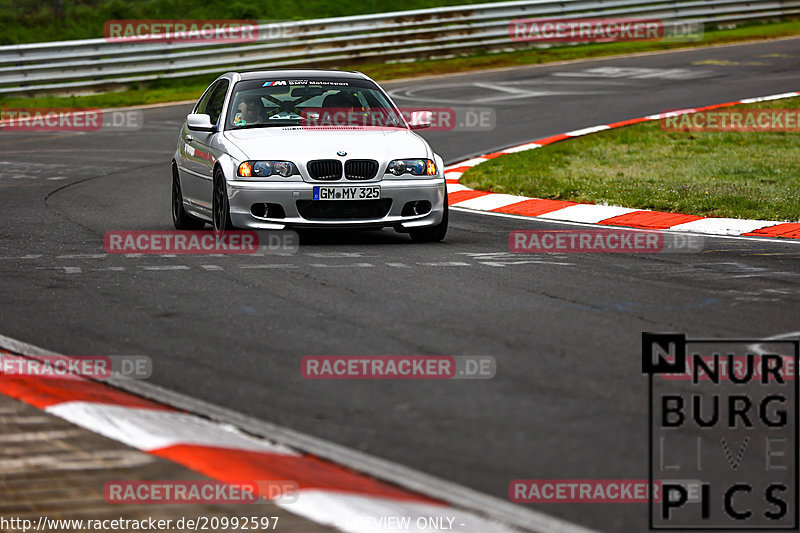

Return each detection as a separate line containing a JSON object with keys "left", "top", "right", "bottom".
{"left": 223, "top": 127, "right": 431, "bottom": 162}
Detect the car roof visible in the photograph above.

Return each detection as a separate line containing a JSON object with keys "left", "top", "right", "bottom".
{"left": 235, "top": 69, "right": 369, "bottom": 81}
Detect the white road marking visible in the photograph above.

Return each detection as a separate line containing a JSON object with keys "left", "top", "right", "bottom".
{"left": 386, "top": 263, "right": 411, "bottom": 268}
{"left": 141, "top": 265, "right": 190, "bottom": 271}
{"left": 34, "top": 266, "right": 83, "bottom": 274}
{"left": 56, "top": 254, "right": 107, "bottom": 259}
{"left": 308, "top": 263, "right": 375, "bottom": 268}
{"left": 201, "top": 264, "right": 224, "bottom": 270}
{"left": 416, "top": 262, "right": 470, "bottom": 267}
{"left": 554, "top": 67, "right": 709, "bottom": 80}
{"left": 305, "top": 252, "right": 370, "bottom": 258}
{"left": 240, "top": 264, "right": 298, "bottom": 269}
{"left": 479, "top": 260, "right": 574, "bottom": 267}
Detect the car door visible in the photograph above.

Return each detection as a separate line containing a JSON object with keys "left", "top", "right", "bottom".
{"left": 181, "top": 79, "right": 229, "bottom": 211}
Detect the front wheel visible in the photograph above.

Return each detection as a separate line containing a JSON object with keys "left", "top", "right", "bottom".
{"left": 172, "top": 164, "right": 205, "bottom": 230}
{"left": 409, "top": 190, "right": 448, "bottom": 243}
{"left": 212, "top": 169, "right": 234, "bottom": 232}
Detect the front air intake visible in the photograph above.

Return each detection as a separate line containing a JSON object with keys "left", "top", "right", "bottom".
{"left": 344, "top": 159, "right": 379, "bottom": 180}
{"left": 307, "top": 160, "right": 343, "bottom": 180}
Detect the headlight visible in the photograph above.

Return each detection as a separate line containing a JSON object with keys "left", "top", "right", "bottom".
{"left": 387, "top": 159, "right": 437, "bottom": 176}
{"left": 237, "top": 160, "right": 298, "bottom": 178}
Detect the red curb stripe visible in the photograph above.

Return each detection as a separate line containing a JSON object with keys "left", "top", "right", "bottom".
{"left": 742, "top": 223, "right": 800, "bottom": 239}
{"left": 597, "top": 210, "right": 705, "bottom": 229}
{"left": 482, "top": 152, "right": 506, "bottom": 159}
{"left": 534, "top": 134, "right": 571, "bottom": 145}
{"left": 448, "top": 190, "right": 491, "bottom": 204}
{"left": 0, "top": 375, "right": 173, "bottom": 410}
{"left": 444, "top": 166, "right": 471, "bottom": 174}
{"left": 606, "top": 117, "right": 651, "bottom": 128}
{"left": 152, "top": 445, "right": 441, "bottom": 504}
{"left": 492, "top": 199, "right": 577, "bottom": 217}
{"left": 0, "top": 348, "right": 443, "bottom": 506}
{"left": 694, "top": 101, "right": 740, "bottom": 112}
{"left": 445, "top": 179, "right": 460, "bottom": 184}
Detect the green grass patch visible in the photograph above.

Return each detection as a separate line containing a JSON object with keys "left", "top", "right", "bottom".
{"left": 461, "top": 97, "right": 800, "bottom": 222}
{"left": 2, "top": 18, "right": 800, "bottom": 110}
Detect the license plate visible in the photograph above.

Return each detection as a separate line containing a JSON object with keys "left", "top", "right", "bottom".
{"left": 313, "top": 186, "right": 380, "bottom": 200}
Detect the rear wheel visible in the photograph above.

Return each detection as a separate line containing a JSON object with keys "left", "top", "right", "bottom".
{"left": 212, "top": 168, "right": 234, "bottom": 232}
{"left": 409, "top": 189, "right": 448, "bottom": 243}
{"left": 172, "top": 163, "right": 205, "bottom": 230}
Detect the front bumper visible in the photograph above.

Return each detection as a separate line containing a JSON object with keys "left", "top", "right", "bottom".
{"left": 227, "top": 178, "right": 446, "bottom": 230}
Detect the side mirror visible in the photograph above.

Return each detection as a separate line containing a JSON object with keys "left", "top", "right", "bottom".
{"left": 408, "top": 110, "right": 433, "bottom": 130}
{"left": 187, "top": 113, "right": 215, "bottom": 132}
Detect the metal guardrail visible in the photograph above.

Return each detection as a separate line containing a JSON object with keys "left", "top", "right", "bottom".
{"left": 1, "top": 0, "right": 798, "bottom": 94}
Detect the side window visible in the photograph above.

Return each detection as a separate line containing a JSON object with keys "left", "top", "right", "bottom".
{"left": 205, "top": 80, "right": 230, "bottom": 125}
{"left": 194, "top": 83, "right": 216, "bottom": 114}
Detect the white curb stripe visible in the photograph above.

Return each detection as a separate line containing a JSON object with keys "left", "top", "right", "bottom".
{"left": 47, "top": 402, "right": 298, "bottom": 455}
{"left": 740, "top": 91, "right": 799, "bottom": 103}
{"left": 667, "top": 217, "right": 772, "bottom": 236}
{"left": 502, "top": 143, "right": 542, "bottom": 153}
{"left": 445, "top": 90, "right": 800, "bottom": 240}
{"left": 454, "top": 194, "right": 530, "bottom": 211}
{"left": 446, "top": 183, "right": 471, "bottom": 193}
{"left": 563, "top": 125, "right": 610, "bottom": 137}
{"left": 538, "top": 204, "right": 638, "bottom": 224}
{"left": 456, "top": 157, "right": 489, "bottom": 167}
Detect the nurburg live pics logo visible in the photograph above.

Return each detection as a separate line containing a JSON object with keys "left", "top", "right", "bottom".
{"left": 642, "top": 333, "right": 799, "bottom": 530}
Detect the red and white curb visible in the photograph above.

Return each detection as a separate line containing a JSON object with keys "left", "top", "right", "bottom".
{"left": 0, "top": 335, "right": 597, "bottom": 533}
{"left": 444, "top": 91, "right": 800, "bottom": 240}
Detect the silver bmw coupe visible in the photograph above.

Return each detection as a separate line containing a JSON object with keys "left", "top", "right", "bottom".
{"left": 172, "top": 69, "right": 448, "bottom": 242}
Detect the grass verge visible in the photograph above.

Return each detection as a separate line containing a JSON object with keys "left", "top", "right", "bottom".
{"left": 2, "top": 19, "right": 800, "bottom": 110}
{"left": 460, "top": 97, "right": 800, "bottom": 222}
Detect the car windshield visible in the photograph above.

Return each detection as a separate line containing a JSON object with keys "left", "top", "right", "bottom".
{"left": 225, "top": 78, "right": 407, "bottom": 130}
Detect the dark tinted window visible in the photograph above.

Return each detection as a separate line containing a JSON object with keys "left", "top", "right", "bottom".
{"left": 205, "top": 80, "right": 229, "bottom": 125}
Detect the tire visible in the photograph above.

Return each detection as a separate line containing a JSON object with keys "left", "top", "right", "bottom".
{"left": 172, "top": 163, "right": 205, "bottom": 230}
{"left": 409, "top": 189, "right": 448, "bottom": 243}
{"left": 212, "top": 168, "right": 234, "bottom": 232}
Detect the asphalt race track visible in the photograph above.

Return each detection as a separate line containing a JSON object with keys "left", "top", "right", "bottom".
{"left": 2, "top": 37, "right": 800, "bottom": 531}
